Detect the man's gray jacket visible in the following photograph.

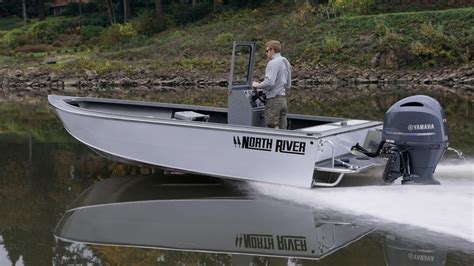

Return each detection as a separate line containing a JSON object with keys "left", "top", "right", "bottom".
{"left": 255, "top": 53, "right": 292, "bottom": 99}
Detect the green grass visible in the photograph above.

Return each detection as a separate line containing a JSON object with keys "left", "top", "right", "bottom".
{"left": 100, "top": 7, "right": 473, "bottom": 73}
{"left": 0, "top": 7, "right": 472, "bottom": 72}
{"left": 0, "top": 16, "right": 24, "bottom": 31}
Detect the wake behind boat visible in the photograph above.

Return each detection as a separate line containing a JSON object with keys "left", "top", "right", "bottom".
{"left": 48, "top": 42, "right": 449, "bottom": 188}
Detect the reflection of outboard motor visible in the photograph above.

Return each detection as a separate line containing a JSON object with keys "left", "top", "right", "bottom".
{"left": 352, "top": 95, "right": 448, "bottom": 185}
{"left": 383, "top": 234, "right": 447, "bottom": 266}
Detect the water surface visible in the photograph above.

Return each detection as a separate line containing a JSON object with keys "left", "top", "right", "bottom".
{"left": 0, "top": 85, "right": 472, "bottom": 265}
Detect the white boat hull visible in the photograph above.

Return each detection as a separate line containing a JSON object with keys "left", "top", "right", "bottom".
{"left": 50, "top": 95, "right": 383, "bottom": 188}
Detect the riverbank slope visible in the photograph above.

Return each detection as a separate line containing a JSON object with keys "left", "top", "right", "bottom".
{"left": 0, "top": 7, "right": 472, "bottom": 87}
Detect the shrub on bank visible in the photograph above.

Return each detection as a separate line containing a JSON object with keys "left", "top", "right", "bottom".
{"left": 97, "top": 12, "right": 159, "bottom": 50}
{"left": 100, "top": 23, "right": 137, "bottom": 47}
{"left": 410, "top": 22, "right": 469, "bottom": 67}
{"left": 14, "top": 44, "right": 52, "bottom": 53}
{"left": 81, "top": 25, "right": 105, "bottom": 42}
{"left": 214, "top": 32, "right": 234, "bottom": 46}
{"left": 0, "top": 16, "right": 109, "bottom": 51}
{"left": 4, "top": 30, "right": 34, "bottom": 49}
{"left": 29, "top": 19, "right": 75, "bottom": 44}
{"left": 131, "top": 10, "right": 161, "bottom": 36}
{"left": 322, "top": 35, "right": 342, "bottom": 55}
{"left": 374, "top": 18, "right": 404, "bottom": 53}
{"left": 0, "top": 17, "right": 78, "bottom": 48}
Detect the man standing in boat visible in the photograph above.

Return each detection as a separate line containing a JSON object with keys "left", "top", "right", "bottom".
{"left": 252, "top": 40, "right": 292, "bottom": 129}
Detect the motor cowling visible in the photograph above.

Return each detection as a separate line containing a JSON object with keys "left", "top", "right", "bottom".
{"left": 381, "top": 95, "right": 448, "bottom": 184}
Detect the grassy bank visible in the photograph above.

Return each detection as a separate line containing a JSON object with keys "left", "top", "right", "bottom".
{"left": 0, "top": 6, "right": 472, "bottom": 75}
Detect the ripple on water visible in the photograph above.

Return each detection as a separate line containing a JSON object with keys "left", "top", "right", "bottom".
{"left": 251, "top": 159, "right": 474, "bottom": 249}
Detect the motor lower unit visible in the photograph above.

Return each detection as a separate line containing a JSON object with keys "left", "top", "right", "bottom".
{"left": 353, "top": 95, "right": 448, "bottom": 184}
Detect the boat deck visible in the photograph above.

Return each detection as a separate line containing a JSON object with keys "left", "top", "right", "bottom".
{"left": 315, "top": 153, "right": 385, "bottom": 174}
{"left": 64, "top": 96, "right": 349, "bottom": 131}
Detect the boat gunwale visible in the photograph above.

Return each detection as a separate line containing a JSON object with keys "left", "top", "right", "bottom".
{"left": 49, "top": 95, "right": 382, "bottom": 140}
{"left": 65, "top": 95, "right": 230, "bottom": 114}
{"left": 53, "top": 94, "right": 347, "bottom": 128}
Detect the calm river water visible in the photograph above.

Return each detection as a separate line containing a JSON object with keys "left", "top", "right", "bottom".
{"left": 0, "top": 85, "right": 473, "bottom": 265}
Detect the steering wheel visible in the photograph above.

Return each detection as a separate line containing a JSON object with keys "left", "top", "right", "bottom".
{"left": 251, "top": 89, "right": 266, "bottom": 104}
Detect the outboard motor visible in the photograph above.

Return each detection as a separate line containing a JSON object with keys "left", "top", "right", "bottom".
{"left": 353, "top": 95, "right": 448, "bottom": 184}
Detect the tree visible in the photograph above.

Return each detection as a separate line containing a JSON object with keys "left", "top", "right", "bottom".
{"left": 106, "top": 0, "right": 116, "bottom": 25}
{"left": 213, "top": 0, "right": 223, "bottom": 12}
{"left": 38, "top": 0, "right": 45, "bottom": 21}
{"left": 78, "top": 0, "right": 83, "bottom": 28}
{"left": 22, "top": 0, "right": 27, "bottom": 24}
{"left": 123, "top": 0, "right": 131, "bottom": 22}
{"left": 155, "top": 0, "right": 164, "bottom": 30}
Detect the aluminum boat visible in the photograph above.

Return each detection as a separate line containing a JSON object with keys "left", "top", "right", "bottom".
{"left": 49, "top": 42, "right": 448, "bottom": 188}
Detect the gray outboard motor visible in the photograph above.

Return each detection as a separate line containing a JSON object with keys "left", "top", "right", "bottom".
{"left": 382, "top": 95, "right": 448, "bottom": 184}
{"left": 353, "top": 95, "right": 448, "bottom": 184}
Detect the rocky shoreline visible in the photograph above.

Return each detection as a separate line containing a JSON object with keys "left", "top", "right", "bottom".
{"left": 1, "top": 65, "right": 473, "bottom": 98}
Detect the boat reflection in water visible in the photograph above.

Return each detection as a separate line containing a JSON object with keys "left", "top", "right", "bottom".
{"left": 54, "top": 174, "right": 464, "bottom": 265}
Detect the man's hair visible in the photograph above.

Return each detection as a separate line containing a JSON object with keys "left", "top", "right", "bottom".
{"left": 266, "top": 40, "right": 281, "bottom": 53}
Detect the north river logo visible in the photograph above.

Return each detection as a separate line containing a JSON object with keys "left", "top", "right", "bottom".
{"left": 235, "top": 234, "right": 307, "bottom": 252}
{"left": 407, "top": 123, "right": 435, "bottom": 131}
{"left": 233, "top": 136, "right": 306, "bottom": 155}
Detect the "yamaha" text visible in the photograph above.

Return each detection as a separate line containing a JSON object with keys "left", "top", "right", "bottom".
{"left": 408, "top": 123, "right": 435, "bottom": 131}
